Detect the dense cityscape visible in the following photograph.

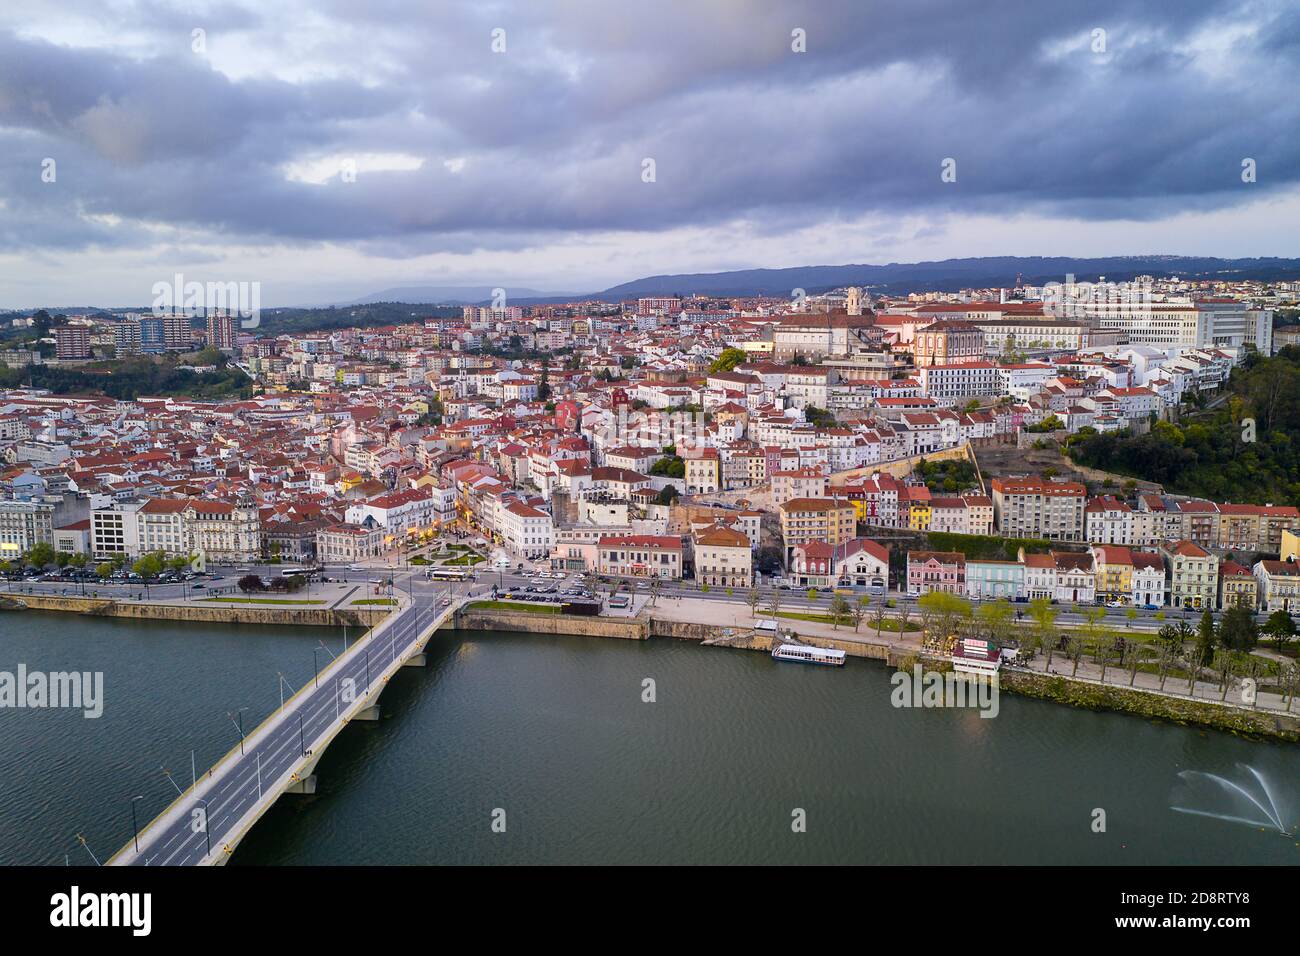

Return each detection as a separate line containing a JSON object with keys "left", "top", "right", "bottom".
{"left": 4, "top": 279, "right": 1300, "bottom": 624}
{"left": 2, "top": 0, "right": 1298, "bottom": 922}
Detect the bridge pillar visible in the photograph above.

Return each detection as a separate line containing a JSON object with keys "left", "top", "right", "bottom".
{"left": 402, "top": 653, "right": 427, "bottom": 668}
{"left": 285, "top": 774, "right": 317, "bottom": 795}
{"left": 353, "top": 704, "right": 381, "bottom": 721}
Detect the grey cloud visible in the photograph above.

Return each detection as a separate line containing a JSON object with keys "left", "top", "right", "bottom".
{"left": 0, "top": 0, "right": 1296, "bottom": 260}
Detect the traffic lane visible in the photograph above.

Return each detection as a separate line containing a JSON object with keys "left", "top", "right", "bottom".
{"left": 143, "top": 603, "right": 427, "bottom": 864}
{"left": 132, "top": 601, "right": 431, "bottom": 864}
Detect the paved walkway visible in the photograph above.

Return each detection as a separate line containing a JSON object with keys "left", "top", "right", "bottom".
{"left": 642, "top": 595, "right": 924, "bottom": 647}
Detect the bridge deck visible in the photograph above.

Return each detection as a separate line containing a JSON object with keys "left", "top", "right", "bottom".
{"left": 108, "top": 595, "right": 465, "bottom": 866}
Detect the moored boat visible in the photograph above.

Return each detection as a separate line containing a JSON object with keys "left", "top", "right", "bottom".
{"left": 771, "top": 643, "right": 846, "bottom": 666}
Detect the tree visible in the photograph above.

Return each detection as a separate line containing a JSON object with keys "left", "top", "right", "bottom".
{"left": 807, "top": 588, "right": 819, "bottom": 603}
{"left": 655, "top": 485, "right": 680, "bottom": 506}
{"left": 1027, "top": 597, "right": 1058, "bottom": 669}
{"left": 95, "top": 562, "right": 114, "bottom": 580}
{"left": 708, "top": 347, "right": 747, "bottom": 374}
{"left": 1080, "top": 605, "right": 1108, "bottom": 654}
{"left": 747, "top": 587, "right": 761, "bottom": 620}
{"left": 917, "top": 590, "right": 972, "bottom": 644}
{"left": 894, "top": 600, "right": 915, "bottom": 639}
{"left": 850, "top": 595, "right": 870, "bottom": 633}
{"left": 871, "top": 599, "right": 888, "bottom": 636}
{"left": 1217, "top": 604, "right": 1259, "bottom": 651}
{"left": 23, "top": 541, "right": 57, "bottom": 569}
{"left": 132, "top": 551, "right": 165, "bottom": 595}
{"left": 1195, "top": 608, "right": 1218, "bottom": 665}
{"left": 1211, "top": 649, "right": 1236, "bottom": 702}
{"left": 238, "top": 574, "right": 266, "bottom": 593}
{"left": 1063, "top": 634, "right": 1086, "bottom": 676}
{"left": 537, "top": 359, "right": 552, "bottom": 401}
{"left": 828, "top": 594, "right": 849, "bottom": 630}
{"left": 1264, "top": 610, "right": 1296, "bottom": 654}
{"left": 975, "top": 599, "right": 1013, "bottom": 645}
{"left": 649, "top": 577, "right": 662, "bottom": 607}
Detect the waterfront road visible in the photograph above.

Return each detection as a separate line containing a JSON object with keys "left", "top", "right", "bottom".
{"left": 109, "top": 584, "right": 473, "bottom": 866}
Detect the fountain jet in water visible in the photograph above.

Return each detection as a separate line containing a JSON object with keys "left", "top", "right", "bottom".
{"left": 1171, "top": 763, "right": 1290, "bottom": 834}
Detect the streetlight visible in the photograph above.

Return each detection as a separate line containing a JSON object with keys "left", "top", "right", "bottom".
{"left": 298, "top": 713, "right": 310, "bottom": 757}
{"left": 227, "top": 708, "right": 248, "bottom": 754}
{"left": 129, "top": 795, "right": 144, "bottom": 853}
{"left": 312, "top": 648, "right": 321, "bottom": 688}
{"left": 277, "top": 672, "right": 296, "bottom": 709}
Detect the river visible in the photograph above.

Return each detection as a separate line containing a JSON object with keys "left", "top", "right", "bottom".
{"left": 1, "top": 612, "right": 1296, "bottom": 865}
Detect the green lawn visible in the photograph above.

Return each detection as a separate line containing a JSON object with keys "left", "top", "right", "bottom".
{"left": 198, "top": 596, "right": 325, "bottom": 605}
{"left": 352, "top": 598, "right": 397, "bottom": 606}
{"left": 466, "top": 600, "right": 561, "bottom": 615}
{"left": 444, "top": 554, "right": 485, "bottom": 566}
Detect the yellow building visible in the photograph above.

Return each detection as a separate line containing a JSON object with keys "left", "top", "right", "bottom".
{"left": 1282, "top": 529, "right": 1300, "bottom": 563}
{"left": 684, "top": 449, "right": 720, "bottom": 495}
{"left": 1090, "top": 545, "right": 1134, "bottom": 603}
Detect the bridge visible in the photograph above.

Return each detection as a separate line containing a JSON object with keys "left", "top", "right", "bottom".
{"left": 107, "top": 593, "right": 467, "bottom": 866}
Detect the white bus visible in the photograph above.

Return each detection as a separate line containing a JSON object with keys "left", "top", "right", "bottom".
{"left": 426, "top": 568, "right": 469, "bottom": 581}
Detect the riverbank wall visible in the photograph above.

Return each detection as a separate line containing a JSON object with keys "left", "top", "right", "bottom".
{"left": 452, "top": 607, "right": 899, "bottom": 661}
{"left": 1, "top": 592, "right": 391, "bottom": 629}
{"left": 995, "top": 668, "right": 1300, "bottom": 742}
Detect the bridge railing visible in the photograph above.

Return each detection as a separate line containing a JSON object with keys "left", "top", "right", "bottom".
{"left": 106, "top": 594, "right": 453, "bottom": 865}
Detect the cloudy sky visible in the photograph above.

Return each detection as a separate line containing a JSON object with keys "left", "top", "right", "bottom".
{"left": 1, "top": 0, "right": 1298, "bottom": 308}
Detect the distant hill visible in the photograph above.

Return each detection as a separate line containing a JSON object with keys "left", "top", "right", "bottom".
{"left": 349, "top": 285, "right": 581, "bottom": 305}
{"left": 596, "top": 256, "right": 1300, "bottom": 299}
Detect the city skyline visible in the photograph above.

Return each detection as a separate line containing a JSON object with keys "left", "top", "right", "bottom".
{"left": 2, "top": 0, "right": 1300, "bottom": 307}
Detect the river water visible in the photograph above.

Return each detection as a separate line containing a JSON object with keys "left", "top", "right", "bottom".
{"left": 2, "top": 612, "right": 1296, "bottom": 865}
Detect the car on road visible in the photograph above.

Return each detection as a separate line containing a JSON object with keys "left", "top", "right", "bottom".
{"left": 1106, "top": 600, "right": 1125, "bottom": 608}
{"left": 192, "top": 583, "right": 205, "bottom": 589}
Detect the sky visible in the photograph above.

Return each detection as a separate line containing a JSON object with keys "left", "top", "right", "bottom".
{"left": 1, "top": 0, "right": 1298, "bottom": 308}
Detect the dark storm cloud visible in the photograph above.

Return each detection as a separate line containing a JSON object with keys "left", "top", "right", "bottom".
{"left": 0, "top": 0, "right": 1296, "bottom": 256}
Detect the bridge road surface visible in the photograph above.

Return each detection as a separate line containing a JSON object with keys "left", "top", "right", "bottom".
{"left": 109, "top": 590, "right": 466, "bottom": 866}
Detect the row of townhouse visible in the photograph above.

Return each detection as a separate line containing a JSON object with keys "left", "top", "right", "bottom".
{"left": 1085, "top": 495, "right": 1300, "bottom": 553}
{"left": 906, "top": 540, "right": 1300, "bottom": 612}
